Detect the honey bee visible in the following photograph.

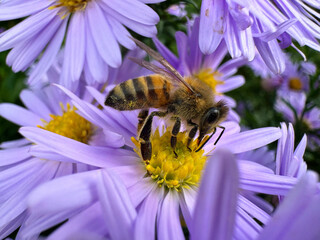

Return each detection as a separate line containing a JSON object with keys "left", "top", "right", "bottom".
{"left": 105, "top": 38, "right": 229, "bottom": 162}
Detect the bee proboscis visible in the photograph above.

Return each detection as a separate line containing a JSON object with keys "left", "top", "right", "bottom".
{"left": 105, "top": 38, "right": 228, "bottom": 162}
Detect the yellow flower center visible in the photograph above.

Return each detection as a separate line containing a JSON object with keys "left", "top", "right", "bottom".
{"left": 39, "top": 103, "right": 93, "bottom": 143}
{"left": 132, "top": 129, "right": 207, "bottom": 191}
{"left": 194, "top": 68, "right": 224, "bottom": 93}
{"left": 49, "top": 0, "right": 90, "bottom": 13}
{"left": 302, "top": 118, "right": 312, "bottom": 131}
{"left": 288, "top": 77, "right": 303, "bottom": 91}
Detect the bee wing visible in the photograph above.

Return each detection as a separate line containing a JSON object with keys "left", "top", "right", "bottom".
{"left": 131, "top": 37, "right": 197, "bottom": 95}
{"left": 129, "top": 57, "right": 180, "bottom": 87}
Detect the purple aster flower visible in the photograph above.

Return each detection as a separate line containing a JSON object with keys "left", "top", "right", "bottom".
{"left": 0, "top": 83, "right": 127, "bottom": 238}
{"left": 275, "top": 122, "right": 307, "bottom": 203}
{"left": 16, "top": 84, "right": 301, "bottom": 239}
{"left": 250, "top": 53, "right": 315, "bottom": 92}
{"left": 0, "top": 90, "right": 88, "bottom": 238}
{"left": 257, "top": 172, "right": 320, "bottom": 240}
{"left": 21, "top": 168, "right": 137, "bottom": 240}
{"left": 0, "top": 0, "right": 163, "bottom": 87}
{"left": 237, "top": 145, "right": 276, "bottom": 171}
{"left": 275, "top": 91, "right": 306, "bottom": 123}
{"left": 191, "top": 149, "right": 238, "bottom": 239}
{"left": 166, "top": 3, "right": 187, "bottom": 18}
{"left": 154, "top": 17, "right": 246, "bottom": 94}
{"left": 275, "top": 92, "right": 320, "bottom": 149}
{"left": 0, "top": 49, "right": 147, "bottom": 238}
{"left": 19, "top": 126, "right": 297, "bottom": 239}
{"left": 154, "top": 17, "right": 247, "bottom": 122}
{"left": 29, "top": 47, "right": 148, "bottom": 90}
{"left": 191, "top": 148, "right": 320, "bottom": 240}
{"left": 199, "top": 0, "right": 320, "bottom": 74}
{"left": 276, "top": 122, "right": 307, "bottom": 178}
{"left": 302, "top": 107, "right": 320, "bottom": 149}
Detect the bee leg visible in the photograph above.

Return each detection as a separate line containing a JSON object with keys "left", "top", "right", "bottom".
{"left": 139, "top": 111, "right": 167, "bottom": 162}
{"left": 170, "top": 116, "right": 181, "bottom": 158}
{"left": 137, "top": 109, "right": 149, "bottom": 134}
{"left": 186, "top": 120, "right": 198, "bottom": 151}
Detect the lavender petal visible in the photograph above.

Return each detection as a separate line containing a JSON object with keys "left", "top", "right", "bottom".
{"left": 0, "top": 160, "right": 57, "bottom": 227}
{"left": 100, "top": 2, "right": 157, "bottom": 37}
{"left": 0, "top": 103, "right": 41, "bottom": 126}
{"left": 0, "top": 213, "right": 25, "bottom": 240}
{"left": 0, "top": 146, "right": 31, "bottom": 166}
{"left": 128, "top": 178, "right": 155, "bottom": 207}
{"left": 28, "top": 19, "right": 67, "bottom": 86}
{"left": 0, "top": 0, "right": 51, "bottom": 20}
{"left": 134, "top": 187, "right": 163, "bottom": 240}
{"left": 20, "top": 90, "right": 51, "bottom": 121}
{"left": 19, "top": 127, "right": 135, "bottom": 168}
{"left": 158, "top": 190, "right": 184, "bottom": 240}
{"left": 61, "top": 11, "right": 85, "bottom": 87}
{"left": 87, "top": 1, "right": 121, "bottom": 68}
{"left": 0, "top": 8, "right": 59, "bottom": 51}
{"left": 258, "top": 171, "right": 320, "bottom": 240}
{"left": 216, "top": 75, "right": 245, "bottom": 93}
{"left": 104, "top": 0, "right": 159, "bottom": 25}
{"left": 179, "top": 187, "right": 197, "bottom": 229}
{"left": 107, "top": 14, "right": 135, "bottom": 50}
{"left": 47, "top": 203, "right": 107, "bottom": 240}
{"left": 97, "top": 170, "right": 137, "bottom": 240}
{"left": 0, "top": 138, "right": 29, "bottom": 149}
{"left": 191, "top": 149, "right": 238, "bottom": 240}
{"left": 218, "top": 127, "right": 282, "bottom": 154}
{"left": 199, "top": 0, "right": 226, "bottom": 53}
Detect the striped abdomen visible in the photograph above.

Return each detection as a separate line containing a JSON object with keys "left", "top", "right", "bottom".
{"left": 105, "top": 75, "right": 172, "bottom": 111}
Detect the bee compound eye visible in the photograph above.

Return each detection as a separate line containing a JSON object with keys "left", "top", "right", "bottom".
{"left": 207, "top": 109, "right": 219, "bottom": 123}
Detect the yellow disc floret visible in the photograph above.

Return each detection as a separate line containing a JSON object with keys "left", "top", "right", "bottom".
{"left": 194, "top": 68, "right": 224, "bottom": 93}
{"left": 39, "top": 103, "right": 93, "bottom": 143}
{"left": 288, "top": 77, "right": 303, "bottom": 91}
{"left": 132, "top": 129, "right": 207, "bottom": 191}
{"left": 49, "top": 0, "right": 91, "bottom": 14}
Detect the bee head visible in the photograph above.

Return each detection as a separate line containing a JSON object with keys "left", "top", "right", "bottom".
{"left": 198, "top": 100, "right": 228, "bottom": 144}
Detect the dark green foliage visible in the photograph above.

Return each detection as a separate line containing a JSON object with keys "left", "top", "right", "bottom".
{"left": 0, "top": 50, "right": 26, "bottom": 143}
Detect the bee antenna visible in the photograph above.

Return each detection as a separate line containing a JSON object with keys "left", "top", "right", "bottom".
{"left": 195, "top": 131, "right": 215, "bottom": 152}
